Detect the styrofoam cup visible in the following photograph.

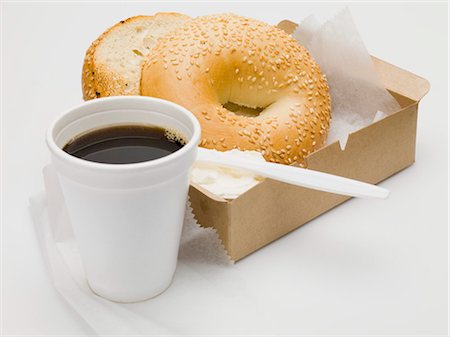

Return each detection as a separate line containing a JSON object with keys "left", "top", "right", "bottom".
{"left": 46, "top": 96, "right": 201, "bottom": 302}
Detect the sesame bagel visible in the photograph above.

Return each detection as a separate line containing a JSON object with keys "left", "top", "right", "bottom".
{"left": 141, "top": 14, "right": 331, "bottom": 165}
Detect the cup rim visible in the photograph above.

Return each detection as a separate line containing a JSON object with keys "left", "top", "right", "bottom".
{"left": 46, "top": 96, "right": 201, "bottom": 172}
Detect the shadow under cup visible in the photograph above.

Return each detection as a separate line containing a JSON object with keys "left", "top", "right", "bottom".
{"left": 46, "top": 96, "right": 201, "bottom": 302}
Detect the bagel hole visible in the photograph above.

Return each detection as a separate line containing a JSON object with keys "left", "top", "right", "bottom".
{"left": 223, "top": 101, "right": 264, "bottom": 117}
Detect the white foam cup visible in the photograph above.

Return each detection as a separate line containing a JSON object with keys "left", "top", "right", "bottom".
{"left": 46, "top": 96, "right": 201, "bottom": 302}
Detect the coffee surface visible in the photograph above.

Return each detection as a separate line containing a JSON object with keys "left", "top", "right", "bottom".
{"left": 63, "top": 125, "right": 185, "bottom": 164}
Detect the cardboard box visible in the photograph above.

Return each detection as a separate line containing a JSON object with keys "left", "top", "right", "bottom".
{"left": 188, "top": 20, "right": 430, "bottom": 261}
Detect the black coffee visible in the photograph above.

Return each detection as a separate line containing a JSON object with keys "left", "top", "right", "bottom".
{"left": 63, "top": 125, "right": 185, "bottom": 164}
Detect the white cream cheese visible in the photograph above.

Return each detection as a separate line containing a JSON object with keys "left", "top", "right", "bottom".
{"left": 190, "top": 149, "right": 266, "bottom": 199}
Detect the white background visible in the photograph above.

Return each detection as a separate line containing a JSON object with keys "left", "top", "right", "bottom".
{"left": 1, "top": 1, "right": 448, "bottom": 336}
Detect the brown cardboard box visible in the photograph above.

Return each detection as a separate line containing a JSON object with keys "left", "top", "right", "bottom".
{"left": 188, "top": 20, "right": 430, "bottom": 261}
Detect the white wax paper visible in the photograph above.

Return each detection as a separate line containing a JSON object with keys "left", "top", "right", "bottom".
{"left": 293, "top": 8, "right": 400, "bottom": 149}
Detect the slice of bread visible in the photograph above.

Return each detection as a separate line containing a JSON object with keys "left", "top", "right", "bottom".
{"left": 82, "top": 13, "right": 190, "bottom": 100}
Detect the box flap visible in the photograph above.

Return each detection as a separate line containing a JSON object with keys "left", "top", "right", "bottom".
{"left": 371, "top": 57, "right": 430, "bottom": 102}
{"left": 278, "top": 19, "right": 298, "bottom": 34}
